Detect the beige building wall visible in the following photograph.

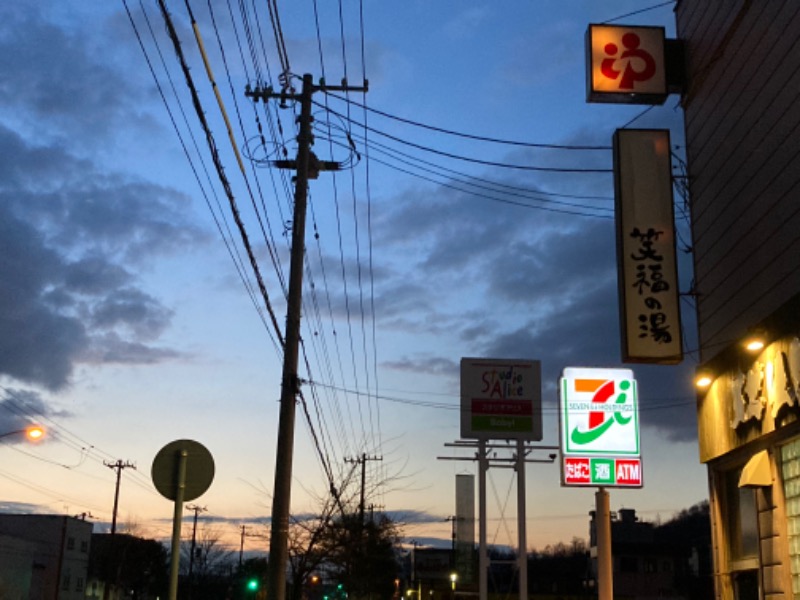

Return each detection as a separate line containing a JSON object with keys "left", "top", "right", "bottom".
{"left": 677, "top": 1, "right": 800, "bottom": 599}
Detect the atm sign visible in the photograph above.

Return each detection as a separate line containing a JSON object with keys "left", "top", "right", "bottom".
{"left": 563, "top": 457, "right": 642, "bottom": 487}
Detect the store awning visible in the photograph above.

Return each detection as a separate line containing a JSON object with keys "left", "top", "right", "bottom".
{"left": 739, "top": 450, "right": 772, "bottom": 488}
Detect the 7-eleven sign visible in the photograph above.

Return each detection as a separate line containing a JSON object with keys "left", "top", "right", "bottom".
{"left": 559, "top": 367, "right": 642, "bottom": 488}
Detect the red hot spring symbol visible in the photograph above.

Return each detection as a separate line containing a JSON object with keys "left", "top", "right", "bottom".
{"left": 600, "top": 32, "right": 656, "bottom": 90}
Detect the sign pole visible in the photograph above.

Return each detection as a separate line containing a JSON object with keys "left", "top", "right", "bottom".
{"left": 595, "top": 487, "right": 613, "bottom": 600}
{"left": 168, "top": 450, "right": 188, "bottom": 600}
{"left": 516, "top": 439, "right": 527, "bottom": 600}
{"left": 478, "top": 440, "right": 488, "bottom": 600}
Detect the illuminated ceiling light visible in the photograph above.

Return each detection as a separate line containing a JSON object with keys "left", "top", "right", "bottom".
{"left": 695, "top": 372, "right": 713, "bottom": 389}
{"left": 743, "top": 331, "right": 767, "bottom": 353}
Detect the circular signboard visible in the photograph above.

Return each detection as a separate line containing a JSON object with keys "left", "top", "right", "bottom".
{"left": 151, "top": 439, "right": 215, "bottom": 502}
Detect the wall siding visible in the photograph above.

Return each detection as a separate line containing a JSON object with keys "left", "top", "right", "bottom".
{"left": 677, "top": 0, "right": 800, "bottom": 362}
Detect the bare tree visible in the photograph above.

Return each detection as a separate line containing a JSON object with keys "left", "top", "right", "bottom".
{"left": 281, "top": 459, "right": 405, "bottom": 600}
{"left": 181, "top": 525, "right": 236, "bottom": 578}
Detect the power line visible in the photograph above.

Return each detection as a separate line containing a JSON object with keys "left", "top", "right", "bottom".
{"left": 157, "top": 0, "right": 286, "bottom": 349}
{"left": 322, "top": 92, "right": 612, "bottom": 151}
{"left": 317, "top": 102, "right": 613, "bottom": 174}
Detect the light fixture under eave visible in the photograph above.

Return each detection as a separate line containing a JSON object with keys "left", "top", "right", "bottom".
{"left": 743, "top": 330, "right": 767, "bottom": 353}
{"left": 695, "top": 371, "right": 713, "bottom": 389}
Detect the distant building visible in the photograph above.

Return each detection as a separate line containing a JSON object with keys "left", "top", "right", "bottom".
{"left": 676, "top": 1, "right": 800, "bottom": 598}
{"left": 86, "top": 532, "right": 169, "bottom": 600}
{"left": 588, "top": 508, "right": 712, "bottom": 600}
{"left": 411, "top": 547, "right": 454, "bottom": 600}
{"left": 0, "top": 514, "right": 93, "bottom": 600}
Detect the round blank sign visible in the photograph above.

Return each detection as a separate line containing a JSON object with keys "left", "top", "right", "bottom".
{"left": 151, "top": 439, "right": 215, "bottom": 502}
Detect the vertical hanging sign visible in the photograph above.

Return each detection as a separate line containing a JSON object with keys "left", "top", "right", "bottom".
{"left": 614, "top": 129, "right": 683, "bottom": 364}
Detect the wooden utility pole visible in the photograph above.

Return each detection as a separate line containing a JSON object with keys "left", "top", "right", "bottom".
{"left": 186, "top": 504, "right": 207, "bottom": 577}
{"left": 104, "top": 459, "right": 136, "bottom": 535}
{"left": 345, "top": 453, "right": 383, "bottom": 526}
{"left": 245, "top": 73, "right": 367, "bottom": 600}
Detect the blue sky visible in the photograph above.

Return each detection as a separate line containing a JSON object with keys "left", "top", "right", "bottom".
{"left": 0, "top": 0, "right": 706, "bottom": 552}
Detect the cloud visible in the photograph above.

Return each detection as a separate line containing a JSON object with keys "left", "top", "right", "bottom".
{"left": 0, "top": 4, "right": 157, "bottom": 148}
{"left": 0, "top": 501, "right": 51, "bottom": 513}
{"left": 382, "top": 356, "right": 458, "bottom": 378}
{"left": 0, "top": 4, "right": 207, "bottom": 391}
{"left": 369, "top": 138, "right": 696, "bottom": 442}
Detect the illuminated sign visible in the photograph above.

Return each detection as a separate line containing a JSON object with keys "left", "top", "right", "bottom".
{"left": 614, "top": 129, "right": 683, "bottom": 364}
{"left": 559, "top": 367, "right": 642, "bottom": 488}
{"left": 460, "top": 358, "right": 542, "bottom": 441}
{"left": 586, "top": 24, "right": 667, "bottom": 104}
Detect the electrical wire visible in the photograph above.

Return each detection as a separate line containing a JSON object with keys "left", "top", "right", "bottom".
{"left": 316, "top": 102, "right": 613, "bottom": 174}
{"left": 323, "top": 92, "right": 612, "bottom": 151}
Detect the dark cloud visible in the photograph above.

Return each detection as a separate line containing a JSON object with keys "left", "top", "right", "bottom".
{"left": 82, "top": 333, "right": 183, "bottom": 365}
{"left": 0, "top": 4, "right": 156, "bottom": 148}
{"left": 89, "top": 289, "right": 173, "bottom": 340}
{"left": 370, "top": 132, "right": 697, "bottom": 442}
{"left": 0, "top": 501, "right": 50, "bottom": 513}
{"left": 381, "top": 356, "right": 458, "bottom": 378}
{"left": 0, "top": 205, "right": 89, "bottom": 390}
{"left": 0, "top": 155, "right": 193, "bottom": 389}
{"left": 63, "top": 256, "right": 131, "bottom": 295}
{"left": 0, "top": 7, "right": 206, "bottom": 392}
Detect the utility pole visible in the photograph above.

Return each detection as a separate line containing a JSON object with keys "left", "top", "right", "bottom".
{"left": 187, "top": 504, "right": 207, "bottom": 578}
{"left": 245, "top": 73, "right": 367, "bottom": 600}
{"left": 239, "top": 524, "right": 247, "bottom": 567}
{"left": 103, "top": 459, "right": 135, "bottom": 600}
{"left": 104, "top": 459, "right": 136, "bottom": 535}
{"left": 444, "top": 515, "right": 460, "bottom": 569}
{"left": 345, "top": 453, "right": 383, "bottom": 526}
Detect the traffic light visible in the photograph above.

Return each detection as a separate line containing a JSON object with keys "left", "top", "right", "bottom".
{"left": 247, "top": 578, "right": 259, "bottom": 592}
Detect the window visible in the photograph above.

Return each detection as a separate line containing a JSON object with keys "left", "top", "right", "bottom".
{"left": 725, "top": 468, "right": 758, "bottom": 563}
{"left": 721, "top": 464, "right": 760, "bottom": 600}
{"left": 76, "top": 577, "right": 84, "bottom": 592}
{"left": 66, "top": 536, "right": 75, "bottom": 550}
{"left": 80, "top": 539, "right": 89, "bottom": 553}
{"left": 781, "top": 439, "right": 800, "bottom": 596}
{"left": 62, "top": 574, "right": 71, "bottom": 591}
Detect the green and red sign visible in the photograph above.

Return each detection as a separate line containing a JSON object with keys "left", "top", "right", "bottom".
{"left": 559, "top": 367, "right": 642, "bottom": 488}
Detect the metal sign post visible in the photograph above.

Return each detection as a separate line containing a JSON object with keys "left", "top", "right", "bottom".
{"left": 152, "top": 439, "right": 215, "bottom": 600}
{"left": 168, "top": 450, "right": 188, "bottom": 600}
{"left": 439, "top": 441, "right": 557, "bottom": 600}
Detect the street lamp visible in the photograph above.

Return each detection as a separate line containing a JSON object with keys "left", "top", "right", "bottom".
{"left": 0, "top": 425, "right": 45, "bottom": 442}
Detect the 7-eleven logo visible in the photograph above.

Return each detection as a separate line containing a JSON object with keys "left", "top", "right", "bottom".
{"left": 560, "top": 368, "right": 639, "bottom": 455}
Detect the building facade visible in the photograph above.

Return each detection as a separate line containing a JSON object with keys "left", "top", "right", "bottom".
{"left": 0, "top": 514, "right": 93, "bottom": 600}
{"left": 588, "top": 508, "right": 712, "bottom": 600}
{"left": 676, "top": 1, "right": 800, "bottom": 599}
